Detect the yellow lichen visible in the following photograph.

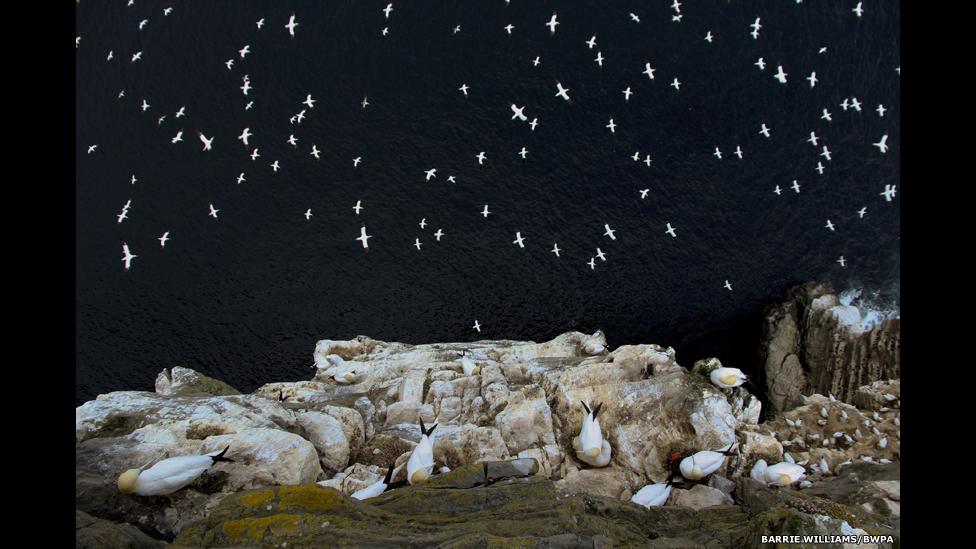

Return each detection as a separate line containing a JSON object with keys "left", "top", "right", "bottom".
{"left": 221, "top": 513, "right": 303, "bottom": 540}
{"left": 239, "top": 488, "right": 276, "bottom": 509}
{"left": 279, "top": 485, "right": 347, "bottom": 512}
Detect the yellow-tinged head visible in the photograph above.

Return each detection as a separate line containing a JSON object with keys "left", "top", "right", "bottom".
{"left": 585, "top": 446, "right": 601, "bottom": 458}
{"left": 721, "top": 374, "right": 739, "bottom": 386}
{"left": 117, "top": 469, "right": 140, "bottom": 494}
{"left": 410, "top": 468, "right": 430, "bottom": 484}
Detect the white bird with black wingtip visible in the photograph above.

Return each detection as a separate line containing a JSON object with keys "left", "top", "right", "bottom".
{"left": 350, "top": 463, "right": 396, "bottom": 500}
{"left": 678, "top": 443, "right": 736, "bottom": 480}
{"left": 117, "top": 446, "right": 234, "bottom": 496}
{"left": 573, "top": 401, "right": 612, "bottom": 467}
{"left": 407, "top": 419, "right": 438, "bottom": 484}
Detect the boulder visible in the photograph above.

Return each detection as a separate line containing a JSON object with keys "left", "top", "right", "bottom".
{"left": 154, "top": 366, "right": 239, "bottom": 397}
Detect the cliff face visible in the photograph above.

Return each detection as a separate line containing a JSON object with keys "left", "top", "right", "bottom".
{"left": 75, "top": 328, "right": 900, "bottom": 547}
{"left": 759, "top": 283, "right": 900, "bottom": 416}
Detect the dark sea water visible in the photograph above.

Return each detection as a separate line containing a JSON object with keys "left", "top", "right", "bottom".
{"left": 75, "top": 1, "right": 900, "bottom": 405}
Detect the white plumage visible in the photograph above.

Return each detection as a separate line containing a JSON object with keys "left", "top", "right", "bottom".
{"left": 460, "top": 353, "right": 480, "bottom": 376}
{"left": 709, "top": 367, "right": 747, "bottom": 388}
{"left": 407, "top": 421, "right": 436, "bottom": 484}
{"left": 350, "top": 464, "right": 394, "bottom": 500}
{"left": 117, "top": 447, "right": 232, "bottom": 496}
{"left": 765, "top": 462, "right": 806, "bottom": 486}
{"left": 630, "top": 482, "right": 672, "bottom": 507}
{"left": 679, "top": 447, "right": 732, "bottom": 480}
{"left": 573, "top": 402, "right": 612, "bottom": 467}
{"left": 749, "top": 459, "right": 768, "bottom": 482}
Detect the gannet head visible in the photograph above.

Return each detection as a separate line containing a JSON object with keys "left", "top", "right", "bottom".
{"left": 117, "top": 469, "right": 140, "bottom": 494}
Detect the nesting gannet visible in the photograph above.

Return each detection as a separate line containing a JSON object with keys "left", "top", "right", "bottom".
{"left": 459, "top": 350, "right": 481, "bottom": 376}
{"left": 573, "top": 401, "right": 611, "bottom": 467}
{"left": 121, "top": 243, "right": 137, "bottom": 270}
{"left": 765, "top": 462, "right": 805, "bottom": 486}
{"left": 356, "top": 226, "right": 372, "bottom": 249}
{"left": 198, "top": 133, "right": 214, "bottom": 151}
{"left": 555, "top": 82, "right": 570, "bottom": 102}
{"left": 643, "top": 62, "right": 656, "bottom": 79}
{"left": 603, "top": 224, "right": 616, "bottom": 240}
{"left": 586, "top": 35, "right": 597, "bottom": 49}
{"left": 285, "top": 13, "right": 298, "bottom": 37}
{"left": 873, "top": 134, "right": 889, "bottom": 153}
{"left": 118, "top": 446, "right": 234, "bottom": 496}
{"left": 630, "top": 480, "right": 673, "bottom": 508}
{"left": 665, "top": 223, "right": 677, "bottom": 237}
{"left": 332, "top": 369, "right": 361, "bottom": 384}
{"left": 750, "top": 459, "right": 768, "bottom": 482}
{"left": 351, "top": 463, "right": 395, "bottom": 500}
{"left": 774, "top": 65, "right": 787, "bottom": 84}
{"left": 513, "top": 232, "right": 526, "bottom": 248}
{"left": 407, "top": 419, "right": 437, "bottom": 484}
{"left": 238, "top": 127, "right": 252, "bottom": 146}
{"left": 473, "top": 320, "right": 481, "bottom": 332}
{"left": 678, "top": 443, "right": 736, "bottom": 480}
{"left": 546, "top": 13, "right": 559, "bottom": 34}
{"left": 551, "top": 243, "right": 561, "bottom": 257}
{"left": 158, "top": 232, "right": 170, "bottom": 247}
{"left": 710, "top": 367, "right": 747, "bottom": 388}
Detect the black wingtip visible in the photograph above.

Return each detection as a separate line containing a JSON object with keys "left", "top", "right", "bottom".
{"left": 419, "top": 417, "right": 426, "bottom": 435}
{"left": 211, "top": 445, "right": 234, "bottom": 464}
{"left": 592, "top": 402, "right": 603, "bottom": 419}
{"left": 384, "top": 463, "right": 395, "bottom": 484}
{"left": 580, "top": 400, "right": 591, "bottom": 415}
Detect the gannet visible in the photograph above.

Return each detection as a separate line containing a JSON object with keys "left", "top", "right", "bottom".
{"left": 573, "top": 401, "right": 611, "bottom": 467}
{"left": 356, "top": 226, "right": 372, "bottom": 249}
{"left": 750, "top": 17, "right": 762, "bottom": 37}
{"left": 304, "top": 209, "right": 312, "bottom": 220}
{"left": 226, "top": 59, "right": 235, "bottom": 70}
{"left": 603, "top": 224, "right": 616, "bottom": 240}
{"left": 131, "top": 51, "right": 143, "bottom": 62}
{"left": 198, "top": 133, "right": 214, "bottom": 151}
{"left": 837, "top": 256, "right": 846, "bottom": 267}
{"left": 546, "top": 13, "right": 559, "bottom": 34}
{"left": 118, "top": 447, "right": 234, "bottom": 496}
{"left": 643, "top": 62, "right": 656, "bottom": 79}
{"left": 303, "top": 94, "right": 315, "bottom": 109}
{"left": 825, "top": 220, "right": 835, "bottom": 231}
{"left": 481, "top": 205, "right": 490, "bottom": 218}
{"left": 513, "top": 232, "right": 525, "bottom": 248}
{"left": 139, "top": 19, "right": 148, "bottom": 30}
{"left": 459, "top": 83, "right": 469, "bottom": 96}
{"left": 822, "top": 109, "right": 832, "bottom": 121}
{"left": 808, "top": 132, "right": 819, "bottom": 146}
{"left": 141, "top": 99, "right": 150, "bottom": 112}
{"left": 623, "top": 87, "right": 633, "bottom": 101}
{"left": 511, "top": 104, "right": 527, "bottom": 120}
{"left": 419, "top": 218, "right": 427, "bottom": 229}
{"left": 816, "top": 162, "right": 825, "bottom": 175}
{"left": 209, "top": 204, "right": 219, "bottom": 219}
{"left": 765, "top": 462, "right": 805, "bottom": 486}
{"left": 532, "top": 56, "right": 541, "bottom": 67}
{"left": 238, "top": 127, "right": 252, "bottom": 146}
{"left": 270, "top": 160, "right": 280, "bottom": 172}
{"left": 606, "top": 118, "right": 616, "bottom": 133}
{"left": 518, "top": 147, "right": 528, "bottom": 159}
{"left": 665, "top": 223, "right": 677, "bottom": 237}
{"left": 383, "top": 3, "right": 393, "bottom": 19}
{"left": 595, "top": 248, "right": 607, "bottom": 262}
{"left": 704, "top": 31, "right": 713, "bottom": 43}
{"left": 714, "top": 147, "right": 723, "bottom": 160}
{"left": 87, "top": 144, "right": 98, "bottom": 154}
{"left": 774, "top": 65, "right": 787, "bottom": 84}
{"left": 594, "top": 51, "right": 604, "bottom": 66}
{"left": 353, "top": 156, "right": 362, "bottom": 167}
{"left": 881, "top": 184, "right": 896, "bottom": 201}
{"left": 285, "top": 13, "right": 298, "bottom": 37}
{"left": 361, "top": 96, "right": 369, "bottom": 109}
{"left": 734, "top": 146, "right": 743, "bottom": 159}
{"left": 239, "top": 45, "right": 250, "bottom": 58}
{"left": 755, "top": 57, "right": 766, "bottom": 70}
{"left": 853, "top": 2, "right": 864, "bottom": 17}
{"left": 459, "top": 350, "right": 480, "bottom": 376}
{"left": 873, "top": 134, "right": 889, "bottom": 153}
{"left": 631, "top": 480, "right": 673, "bottom": 508}
{"left": 876, "top": 104, "right": 886, "bottom": 117}
{"left": 476, "top": 151, "right": 486, "bottom": 165}
{"left": 157, "top": 115, "right": 166, "bottom": 125}
{"left": 250, "top": 148, "right": 260, "bottom": 160}
{"left": 164, "top": 7, "right": 172, "bottom": 16}
{"left": 121, "top": 242, "right": 137, "bottom": 270}
{"left": 791, "top": 180, "right": 801, "bottom": 193}
{"left": 639, "top": 189, "right": 649, "bottom": 199}
{"left": 679, "top": 444, "right": 736, "bottom": 480}
{"left": 588, "top": 257, "right": 597, "bottom": 270}
{"left": 821, "top": 146, "right": 832, "bottom": 161}
{"left": 850, "top": 97, "right": 862, "bottom": 111}
{"left": 551, "top": 243, "right": 561, "bottom": 257}
{"left": 175, "top": 106, "right": 185, "bottom": 118}
{"left": 295, "top": 110, "right": 306, "bottom": 123}
{"left": 710, "top": 367, "right": 747, "bottom": 388}
{"left": 529, "top": 118, "right": 539, "bottom": 130}
{"left": 158, "top": 232, "right": 170, "bottom": 247}
{"left": 353, "top": 201, "right": 363, "bottom": 215}
{"left": 629, "top": 13, "right": 640, "bottom": 23}
{"left": 504, "top": 24, "right": 514, "bottom": 34}
{"left": 671, "top": 78, "right": 681, "bottom": 90}
{"left": 473, "top": 320, "right": 481, "bottom": 332}
{"left": 351, "top": 464, "right": 395, "bottom": 500}
{"left": 773, "top": 185, "right": 782, "bottom": 195}
{"left": 724, "top": 280, "right": 733, "bottom": 292}
{"left": 759, "top": 123, "right": 771, "bottom": 138}
{"left": 407, "top": 419, "right": 437, "bottom": 484}
{"left": 106, "top": 50, "right": 113, "bottom": 61}
{"left": 586, "top": 35, "right": 597, "bottom": 49}
{"left": 256, "top": 18, "right": 265, "bottom": 29}
{"left": 414, "top": 238, "right": 422, "bottom": 250}
{"left": 807, "top": 72, "right": 817, "bottom": 87}
{"left": 425, "top": 168, "right": 437, "bottom": 181}
{"left": 857, "top": 207, "right": 867, "bottom": 218}
{"left": 287, "top": 134, "right": 298, "bottom": 147}
{"left": 555, "top": 82, "right": 570, "bottom": 101}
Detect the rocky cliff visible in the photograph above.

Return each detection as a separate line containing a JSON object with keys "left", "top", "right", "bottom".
{"left": 758, "top": 282, "right": 900, "bottom": 415}
{"left": 76, "top": 327, "right": 900, "bottom": 547}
